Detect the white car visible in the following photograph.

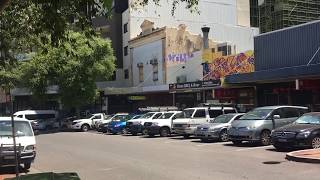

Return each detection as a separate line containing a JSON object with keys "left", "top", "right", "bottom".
{"left": 173, "top": 106, "right": 238, "bottom": 138}
{"left": 125, "top": 112, "right": 164, "bottom": 135}
{"left": 71, "top": 113, "right": 106, "bottom": 132}
{"left": 143, "top": 111, "right": 182, "bottom": 137}
{"left": 0, "top": 117, "right": 36, "bottom": 170}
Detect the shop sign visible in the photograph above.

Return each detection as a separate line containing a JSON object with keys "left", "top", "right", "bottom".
{"left": 169, "top": 80, "right": 221, "bottom": 92}
{"left": 128, "top": 96, "right": 146, "bottom": 101}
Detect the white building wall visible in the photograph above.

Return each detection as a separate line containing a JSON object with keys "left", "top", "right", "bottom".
{"left": 128, "top": 0, "right": 258, "bottom": 53}
{"left": 132, "top": 39, "right": 164, "bottom": 87}
{"left": 166, "top": 51, "right": 203, "bottom": 84}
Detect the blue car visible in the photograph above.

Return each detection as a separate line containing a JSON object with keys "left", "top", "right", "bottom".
{"left": 107, "top": 115, "right": 142, "bottom": 134}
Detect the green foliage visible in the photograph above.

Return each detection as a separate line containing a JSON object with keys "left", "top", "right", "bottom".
{"left": 21, "top": 31, "right": 115, "bottom": 109}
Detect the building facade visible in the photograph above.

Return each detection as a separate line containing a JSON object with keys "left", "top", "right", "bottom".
{"left": 101, "top": 0, "right": 259, "bottom": 113}
{"left": 259, "top": 0, "right": 320, "bottom": 33}
{"left": 226, "top": 20, "right": 320, "bottom": 111}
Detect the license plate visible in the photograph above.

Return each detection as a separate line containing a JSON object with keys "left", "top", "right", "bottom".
{"left": 278, "top": 138, "right": 287, "bottom": 142}
{"left": 4, "top": 156, "right": 15, "bottom": 160}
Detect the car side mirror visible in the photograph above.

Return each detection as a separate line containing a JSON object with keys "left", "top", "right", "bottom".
{"left": 273, "top": 115, "right": 280, "bottom": 119}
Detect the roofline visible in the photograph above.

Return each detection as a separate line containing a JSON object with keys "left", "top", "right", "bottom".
{"left": 256, "top": 20, "right": 320, "bottom": 37}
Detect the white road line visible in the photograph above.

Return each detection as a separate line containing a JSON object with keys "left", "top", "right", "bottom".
{"left": 196, "top": 144, "right": 209, "bottom": 147}
{"left": 97, "top": 168, "right": 115, "bottom": 171}
{"left": 235, "top": 145, "right": 272, "bottom": 152}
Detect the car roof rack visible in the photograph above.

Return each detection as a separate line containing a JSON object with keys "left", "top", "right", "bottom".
{"left": 138, "top": 106, "right": 178, "bottom": 112}
{"left": 198, "top": 103, "right": 237, "bottom": 109}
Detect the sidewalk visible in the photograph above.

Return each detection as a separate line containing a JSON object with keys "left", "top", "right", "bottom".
{"left": 286, "top": 149, "right": 320, "bottom": 163}
{"left": 0, "top": 174, "right": 14, "bottom": 180}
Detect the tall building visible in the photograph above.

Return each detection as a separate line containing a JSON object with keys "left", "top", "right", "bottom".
{"left": 259, "top": 0, "right": 320, "bottom": 33}
{"left": 250, "top": 0, "right": 259, "bottom": 27}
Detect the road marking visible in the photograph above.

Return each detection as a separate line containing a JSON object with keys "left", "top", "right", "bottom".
{"left": 196, "top": 144, "right": 209, "bottom": 147}
{"left": 97, "top": 167, "right": 115, "bottom": 171}
{"left": 235, "top": 145, "right": 272, "bottom": 152}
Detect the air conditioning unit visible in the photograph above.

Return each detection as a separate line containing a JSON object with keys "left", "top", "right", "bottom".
{"left": 176, "top": 75, "right": 187, "bottom": 83}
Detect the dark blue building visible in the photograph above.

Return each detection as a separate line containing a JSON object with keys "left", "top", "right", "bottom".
{"left": 226, "top": 20, "right": 320, "bottom": 111}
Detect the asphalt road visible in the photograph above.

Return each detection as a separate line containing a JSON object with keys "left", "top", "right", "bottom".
{"left": 26, "top": 132, "right": 320, "bottom": 180}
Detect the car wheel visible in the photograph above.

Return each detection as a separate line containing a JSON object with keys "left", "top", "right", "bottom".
{"left": 81, "top": 124, "right": 90, "bottom": 132}
{"left": 131, "top": 132, "right": 138, "bottom": 136}
{"left": 183, "top": 134, "right": 190, "bottom": 139}
{"left": 24, "top": 162, "right": 31, "bottom": 170}
{"left": 232, "top": 140, "right": 242, "bottom": 145}
{"left": 311, "top": 136, "right": 320, "bottom": 149}
{"left": 260, "top": 130, "right": 271, "bottom": 146}
{"left": 219, "top": 129, "right": 229, "bottom": 142}
{"left": 142, "top": 129, "right": 148, "bottom": 136}
{"left": 121, "top": 128, "right": 127, "bottom": 134}
{"left": 160, "top": 127, "right": 170, "bottom": 137}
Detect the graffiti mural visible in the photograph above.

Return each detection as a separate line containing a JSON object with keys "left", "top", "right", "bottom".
{"left": 202, "top": 50, "right": 254, "bottom": 80}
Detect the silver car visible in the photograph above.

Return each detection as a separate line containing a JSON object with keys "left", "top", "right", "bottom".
{"left": 195, "top": 113, "right": 244, "bottom": 142}
{"left": 228, "top": 106, "right": 309, "bottom": 146}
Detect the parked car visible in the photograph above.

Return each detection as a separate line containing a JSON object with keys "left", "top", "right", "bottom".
{"left": 228, "top": 106, "right": 309, "bottom": 146}
{"left": 271, "top": 112, "right": 320, "bottom": 150}
{"left": 173, "top": 106, "right": 238, "bottom": 138}
{"left": 32, "top": 118, "right": 59, "bottom": 130}
{"left": 97, "top": 113, "right": 129, "bottom": 132}
{"left": 195, "top": 113, "right": 244, "bottom": 142}
{"left": 125, "top": 112, "right": 164, "bottom": 135}
{"left": 105, "top": 115, "right": 142, "bottom": 134}
{"left": 0, "top": 117, "right": 36, "bottom": 170}
{"left": 71, "top": 113, "right": 106, "bottom": 132}
{"left": 143, "top": 111, "right": 182, "bottom": 137}
{"left": 14, "top": 110, "right": 59, "bottom": 130}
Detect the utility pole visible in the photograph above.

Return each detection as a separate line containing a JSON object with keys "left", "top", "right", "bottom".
{"left": 9, "top": 89, "right": 20, "bottom": 179}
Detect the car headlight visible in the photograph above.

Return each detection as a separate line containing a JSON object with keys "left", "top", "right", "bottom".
{"left": 296, "top": 131, "right": 311, "bottom": 139}
{"left": 25, "top": 145, "right": 35, "bottom": 151}
{"left": 246, "top": 125, "right": 255, "bottom": 130}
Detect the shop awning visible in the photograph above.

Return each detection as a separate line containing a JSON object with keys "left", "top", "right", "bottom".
{"left": 225, "top": 64, "right": 320, "bottom": 84}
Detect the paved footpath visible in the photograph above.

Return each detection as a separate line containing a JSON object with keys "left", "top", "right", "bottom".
{"left": 287, "top": 149, "right": 320, "bottom": 163}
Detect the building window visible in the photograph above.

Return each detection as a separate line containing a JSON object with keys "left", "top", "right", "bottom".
{"left": 123, "top": 23, "right": 128, "bottom": 33}
{"left": 124, "top": 69, "right": 129, "bottom": 79}
{"left": 150, "top": 58, "right": 158, "bottom": 81}
{"left": 124, "top": 46, "right": 128, "bottom": 56}
{"left": 137, "top": 63, "right": 144, "bottom": 83}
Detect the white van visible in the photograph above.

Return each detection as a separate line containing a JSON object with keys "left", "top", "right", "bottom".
{"left": 14, "top": 110, "right": 59, "bottom": 130}
{"left": 173, "top": 106, "right": 238, "bottom": 138}
{"left": 0, "top": 117, "right": 36, "bottom": 170}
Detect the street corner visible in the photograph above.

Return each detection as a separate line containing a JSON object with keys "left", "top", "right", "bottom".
{"left": 286, "top": 149, "right": 320, "bottom": 164}
{"left": 0, "top": 174, "right": 14, "bottom": 180}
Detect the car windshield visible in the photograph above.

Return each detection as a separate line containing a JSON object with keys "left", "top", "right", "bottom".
{"left": 213, "top": 114, "right": 235, "bottom": 123}
{"left": 112, "top": 115, "right": 128, "bottom": 121}
{"left": 132, "top": 115, "right": 142, "bottom": 119}
{"left": 295, "top": 115, "right": 320, "bottom": 125}
{"left": 158, "top": 113, "right": 174, "bottom": 119}
{"left": 141, "top": 112, "right": 155, "bottom": 119}
{"left": 0, "top": 121, "right": 33, "bottom": 137}
{"left": 240, "top": 109, "right": 273, "bottom": 120}
{"left": 176, "top": 109, "right": 194, "bottom": 118}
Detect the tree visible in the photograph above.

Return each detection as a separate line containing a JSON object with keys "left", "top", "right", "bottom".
{"left": 20, "top": 31, "right": 116, "bottom": 112}
{"left": 0, "top": 0, "right": 199, "bottom": 44}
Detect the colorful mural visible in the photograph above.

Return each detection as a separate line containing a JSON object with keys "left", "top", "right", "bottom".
{"left": 202, "top": 50, "right": 254, "bottom": 80}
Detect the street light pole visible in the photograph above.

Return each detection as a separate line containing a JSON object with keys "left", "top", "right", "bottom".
{"left": 9, "top": 89, "right": 19, "bottom": 178}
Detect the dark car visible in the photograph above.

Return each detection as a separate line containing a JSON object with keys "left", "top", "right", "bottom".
{"left": 271, "top": 112, "right": 320, "bottom": 150}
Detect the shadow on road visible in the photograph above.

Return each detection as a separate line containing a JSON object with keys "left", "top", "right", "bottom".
{"left": 169, "top": 136, "right": 197, "bottom": 140}
{"left": 223, "top": 142, "right": 262, "bottom": 147}
{"left": 0, "top": 166, "right": 29, "bottom": 175}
